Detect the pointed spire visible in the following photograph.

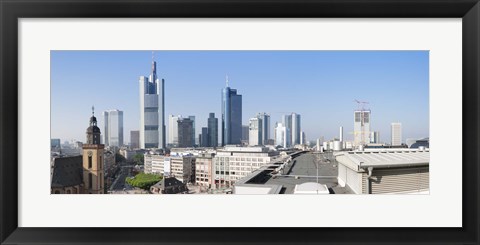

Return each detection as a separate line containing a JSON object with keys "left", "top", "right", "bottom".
{"left": 92, "top": 105, "right": 95, "bottom": 116}
{"left": 225, "top": 74, "right": 229, "bottom": 87}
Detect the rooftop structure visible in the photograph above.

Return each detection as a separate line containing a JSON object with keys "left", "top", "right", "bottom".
{"left": 335, "top": 149, "right": 429, "bottom": 194}
{"left": 234, "top": 152, "right": 353, "bottom": 194}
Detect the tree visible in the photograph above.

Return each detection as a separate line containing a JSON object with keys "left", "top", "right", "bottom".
{"left": 132, "top": 153, "right": 144, "bottom": 165}
{"left": 125, "top": 173, "right": 162, "bottom": 190}
{"left": 115, "top": 153, "right": 126, "bottom": 163}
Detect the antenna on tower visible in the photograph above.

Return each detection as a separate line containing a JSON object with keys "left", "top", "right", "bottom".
{"left": 226, "top": 74, "right": 229, "bottom": 87}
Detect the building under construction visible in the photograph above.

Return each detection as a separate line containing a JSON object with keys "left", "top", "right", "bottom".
{"left": 353, "top": 100, "right": 371, "bottom": 147}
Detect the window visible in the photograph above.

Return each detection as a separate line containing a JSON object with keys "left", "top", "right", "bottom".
{"left": 88, "top": 156, "right": 92, "bottom": 169}
{"left": 54, "top": 190, "right": 60, "bottom": 194}
{"left": 145, "top": 125, "right": 159, "bottom": 130}
{"left": 144, "top": 107, "right": 158, "bottom": 112}
{"left": 66, "top": 190, "right": 71, "bottom": 194}
{"left": 88, "top": 173, "right": 93, "bottom": 189}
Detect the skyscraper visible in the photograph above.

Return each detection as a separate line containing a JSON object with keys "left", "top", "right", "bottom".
{"left": 139, "top": 53, "right": 165, "bottom": 149}
{"left": 291, "top": 113, "right": 301, "bottom": 145}
{"left": 207, "top": 113, "right": 218, "bottom": 147}
{"left": 168, "top": 115, "right": 182, "bottom": 146}
{"left": 353, "top": 110, "right": 371, "bottom": 146}
{"left": 370, "top": 131, "right": 380, "bottom": 144}
{"left": 177, "top": 118, "right": 194, "bottom": 148}
{"left": 188, "top": 115, "right": 196, "bottom": 146}
{"left": 282, "top": 113, "right": 300, "bottom": 147}
{"left": 241, "top": 125, "right": 249, "bottom": 143}
{"left": 221, "top": 76, "right": 242, "bottom": 146}
{"left": 391, "top": 123, "right": 402, "bottom": 146}
{"left": 200, "top": 127, "right": 208, "bottom": 147}
{"left": 130, "top": 130, "right": 140, "bottom": 149}
{"left": 103, "top": 109, "right": 124, "bottom": 147}
{"left": 256, "top": 112, "right": 270, "bottom": 145}
{"left": 248, "top": 117, "right": 262, "bottom": 146}
{"left": 282, "top": 114, "right": 292, "bottom": 147}
{"left": 275, "top": 122, "right": 290, "bottom": 148}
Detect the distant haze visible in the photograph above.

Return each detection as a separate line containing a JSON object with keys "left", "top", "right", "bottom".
{"left": 51, "top": 50, "right": 429, "bottom": 144}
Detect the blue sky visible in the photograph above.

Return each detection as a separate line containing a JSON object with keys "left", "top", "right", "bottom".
{"left": 51, "top": 50, "right": 429, "bottom": 144}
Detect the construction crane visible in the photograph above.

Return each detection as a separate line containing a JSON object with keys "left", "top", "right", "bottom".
{"left": 354, "top": 100, "right": 370, "bottom": 147}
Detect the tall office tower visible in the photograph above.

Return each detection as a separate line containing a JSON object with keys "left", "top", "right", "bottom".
{"left": 291, "top": 113, "right": 301, "bottom": 145}
{"left": 130, "top": 130, "right": 140, "bottom": 149}
{"left": 248, "top": 117, "right": 262, "bottom": 146}
{"left": 353, "top": 110, "right": 371, "bottom": 146}
{"left": 177, "top": 118, "right": 194, "bottom": 147}
{"left": 82, "top": 107, "right": 105, "bottom": 194}
{"left": 221, "top": 76, "right": 242, "bottom": 146}
{"left": 275, "top": 122, "right": 290, "bottom": 148}
{"left": 103, "top": 109, "right": 124, "bottom": 147}
{"left": 256, "top": 112, "right": 270, "bottom": 145}
{"left": 241, "top": 125, "right": 249, "bottom": 142}
{"left": 168, "top": 115, "right": 182, "bottom": 146}
{"left": 391, "top": 123, "right": 402, "bottom": 146}
{"left": 188, "top": 116, "right": 196, "bottom": 146}
{"left": 300, "top": 131, "right": 306, "bottom": 145}
{"left": 339, "top": 126, "right": 344, "bottom": 142}
{"left": 207, "top": 113, "right": 218, "bottom": 148}
{"left": 200, "top": 127, "right": 209, "bottom": 147}
{"left": 282, "top": 114, "right": 292, "bottom": 147}
{"left": 139, "top": 54, "right": 165, "bottom": 149}
{"left": 370, "top": 131, "right": 380, "bottom": 144}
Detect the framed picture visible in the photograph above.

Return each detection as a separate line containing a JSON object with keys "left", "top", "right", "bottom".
{"left": 1, "top": 0, "right": 479, "bottom": 244}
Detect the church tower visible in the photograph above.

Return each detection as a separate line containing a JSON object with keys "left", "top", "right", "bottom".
{"left": 82, "top": 106, "right": 105, "bottom": 194}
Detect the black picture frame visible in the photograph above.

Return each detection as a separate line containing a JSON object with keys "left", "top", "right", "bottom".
{"left": 1, "top": 0, "right": 479, "bottom": 244}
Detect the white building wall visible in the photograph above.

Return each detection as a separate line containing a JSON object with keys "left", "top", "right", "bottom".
{"left": 168, "top": 115, "right": 181, "bottom": 145}
{"left": 391, "top": 122, "right": 402, "bottom": 146}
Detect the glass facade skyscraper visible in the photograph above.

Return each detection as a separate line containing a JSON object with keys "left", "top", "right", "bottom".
{"left": 139, "top": 57, "right": 165, "bottom": 149}
{"left": 221, "top": 78, "right": 242, "bottom": 146}
{"left": 103, "top": 109, "right": 124, "bottom": 147}
{"left": 207, "top": 113, "right": 218, "bottom": 147}
{"left": 256, "top": 112, "right": 270, "bottom": 145}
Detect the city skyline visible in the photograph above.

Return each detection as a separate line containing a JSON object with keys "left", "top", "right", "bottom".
{"left": 51, "top": 50, "right": 429, "bottom": 145}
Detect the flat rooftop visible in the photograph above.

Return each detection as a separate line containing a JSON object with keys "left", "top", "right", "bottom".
{"left": 235, "top": 152, "right": 354, "bottom": 194}
{"left": 335, "top": 149, "right": 430, "bottom": 170}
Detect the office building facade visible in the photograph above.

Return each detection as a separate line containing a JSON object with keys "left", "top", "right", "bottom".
{"left": 139, "top": 57, "right": 165, "bottom": 149}
{"left": 248, "top": 117, "right": 262, "bottom": 146}
{"left": 256, "top": 112, "right": 270, "bottom": 145}
{"left": 291, "top": 113, "right": 301, "bottom": 145}
{"left": 188, "top": 115, "right": 196, "bottom": 146}
{"left": 103, "top": 109, "right": 124, "bottom": 147}
{"left": 130, "top": 130, "right": 140, "bottom": 149}
{"left": 221, "top": 78, "right": 242, "bottom": 146}
{"left": 200, "top": 127, "right": 209, "bottom": 147}
{"left": 177, "top": 118, "right": 194, "bottom": 147}
{"left": 214, "top": 146, "right": 279, "bottom": 187}
{"left": 391, "top": 122, "right": 402, "bottom": 146}
{"left": 168, "top": 115, "right": 181, "bottom": 146}
{"left": 207, "top": 113, "right": 218, "bottom": 147}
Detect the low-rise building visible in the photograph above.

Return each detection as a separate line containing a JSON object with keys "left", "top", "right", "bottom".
{"left": 214, "top": 146, "right": 279, "bottom": 188}
{"left": 51, "top": 155, "right": 83, "bottom": 194}
{"left": 144, "top": 154, "right": 195, "bottom": 184}
{"left": 195, "top": 153, "right": 215, "bottom": 188}
{"left": 335, "top": 149, "right": 429, "bottom": 194}
{"left": 150, "top": 177, "right": 188, "bottom": 194}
